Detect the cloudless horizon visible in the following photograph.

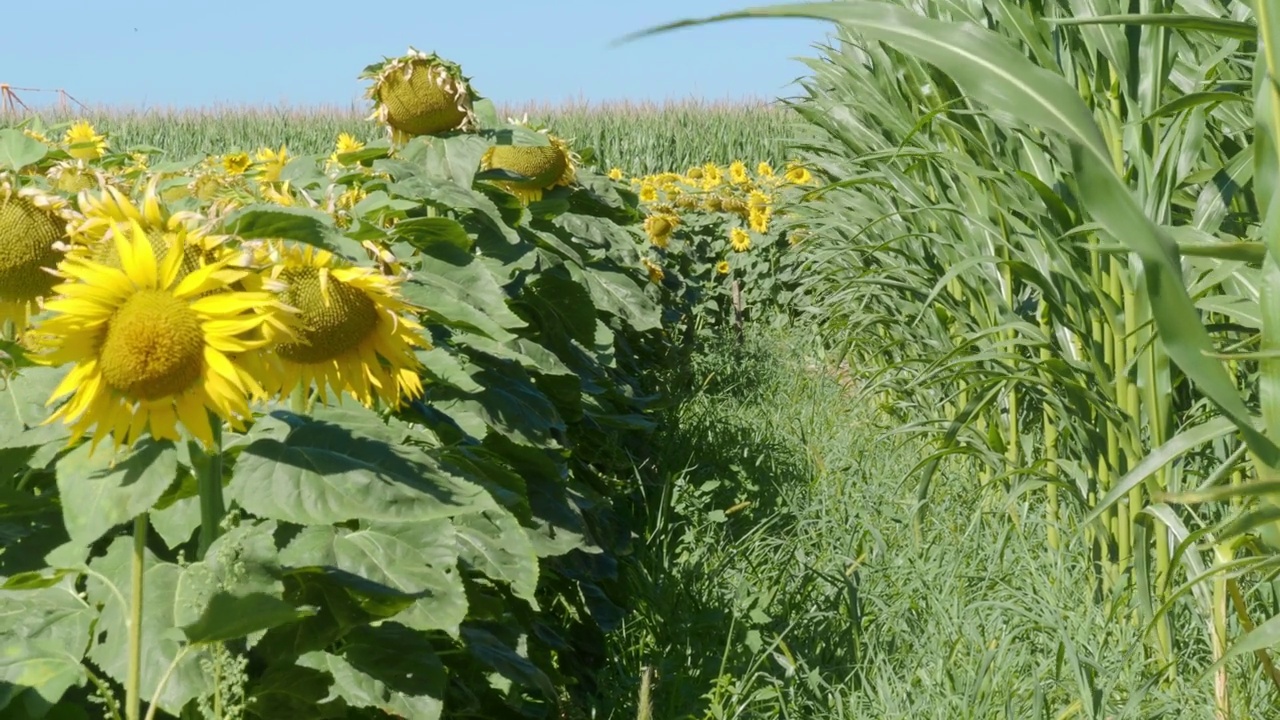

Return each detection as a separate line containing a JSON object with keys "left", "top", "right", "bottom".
{"left": 1, "top": 1, "right": 834, "bottom": 110}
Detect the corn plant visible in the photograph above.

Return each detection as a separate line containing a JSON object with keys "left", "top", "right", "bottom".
{"left": 630, "top": 0, "right": 1280, "bottom": 713}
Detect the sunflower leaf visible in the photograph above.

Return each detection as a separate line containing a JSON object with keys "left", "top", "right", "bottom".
{"left": 55, "top": 439, "right": 178, "bottom": 547}
{"left": 0, "top": 130, "right": 47, "bottom": 172}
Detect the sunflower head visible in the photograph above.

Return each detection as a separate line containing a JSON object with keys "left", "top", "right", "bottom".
{"left": 608, "top": 167, "right": 624, "bottom": 181}
{"left": 222, "top": 152, "right": 252, "bottom": 175}
{"left": 328, "top": 133, "right": 366, "bottom": 168}
{"left": 46, "top": 160, "right": 102, "bottom": 194}
{"left": 37, "top": 220, "right": 281, "bottom": 450}
{"left": 70, "top": 180, "right": 224, "bottom": 282}
{"left": 254, "top": 242, "right": 428, "bottom": 408}
{"left": 253, "top": 146, "right": 290, "bottom": 182}
{"left": 641, "top": 257, "right": 664, "bottom": 285}
{"left": 643, "top": 213, "right": 678, "bottom": 249}
{"left": 749, "top": 206, "right": 772, "bottom": 233}
{"left": 756, "top": 161, "right": 774, "bottom": 178}
{"left": 63, "top": 120, "right": 108, "bottom": 162}
{"left": 703, "top": 195, "right": 725, "bottom": 213}
{"left": 675, "top": 194, "right": 699, "bottom": 211}
{"left": 730, "top": 227, "right": 751, "bottom": 253}
{"left": 0, "top": 176, "right": 78, "bottom": 329}
{"left": 480, "top": 133, "right": 577, "bottom": 205}
{"left": 363, "top": 48, "right": 479, "bottom": 141}
{"left": 784, "top": 161, "right": 814, "bottom": 185}
{"left": 638, "top": 183, "right": 658, "bottom": 203}
{"left": 729, "top": 161, "right": 749, "bottom": 185}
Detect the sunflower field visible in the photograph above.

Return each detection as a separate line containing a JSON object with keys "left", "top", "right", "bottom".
{"left": 0, "top": 47, "right": 811, "bottom": 720}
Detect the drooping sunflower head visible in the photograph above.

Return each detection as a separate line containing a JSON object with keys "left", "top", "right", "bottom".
{"left": 730, "top": 227, "right": 751, "bottom": 253}
{"left": 675, "top": 194, "right": 699, "bottom": 211}
{"left": 363, "top": 48, "right": 479, "bottom": 142}
{"left": 643, "top": 213, "right": 679, "bottom": 249}
{"left": 37, "top": 220, "right": 283, "bottom": 450}
{"left": 0, "top": 176, "right": 79, "bottom": 330}
{"left": 641, "top": 257, "right": 664, "bottom": 285}
{"left": 63, "top": 120, "right": 108, "bottom": 162}
{"left": 252, "top": 242, "right": 428, "bottom": 408}
{"left": 480, "top": 133, "right": 578, "bottom": 205}
{"left": 46, "top": 160, "right": 103, "bottom": 194}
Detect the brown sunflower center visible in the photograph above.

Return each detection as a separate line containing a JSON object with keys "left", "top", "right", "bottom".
{"left": 275, "top": 267, "right": 379, "bottom": 364}
{"left": 0, "top": 194, "right": 64, "bottom": 303}
{"left": 99, "top": 289, "right": 206, "bottom": 400}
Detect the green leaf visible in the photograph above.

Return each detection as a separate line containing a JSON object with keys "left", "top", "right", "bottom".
{"left": 217, "top": 205, "right": 346, "bottom": 252}
{"left": 55, "top": 439, "right": 178, "bottom": 547}
{"left": 455, "top": 510, "right": 540, "bottom": 606}
{"left": 1048, "top": 13, "right": 1256, "bottom": 40}
{"left": 85, "top": 537, "right": 213, "bottom": 714}
{"left": 460, "top": 625, "right": 557, "bottom": 699}
{"left": 334, "top": 521, "right": 466, "bottom": 634}
{"left": 0, "top": 639, "right": 86, "bottom": 713}
{"left": 423, "top": 133, "right": 489, "bottom": 188}
{"left": 0, "top": 130, "right": 48, "bottom": 171}
{"left": 229, "top": 420, "right": 497, "bottom": 526}
{"left": 572, "top": 264, "right": 663, "bottom": 333}
{"left": 0, "top": 366, "right": 70, "bottom": 450}
{"left": 180, "top": 591, "right": 316, "bottom": 645}
{"left": 393, "top": 216, "right": 474, "bottom": 254}
{"left": 297, "top": 624, "right": 446, "bottom": 720}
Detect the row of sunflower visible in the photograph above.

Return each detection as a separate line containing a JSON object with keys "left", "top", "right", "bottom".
{"left": 0, "top": 49, "right": 700, "bottom": 720}
{"left": 609, "top": 158, "right": 816, "bottom": 328}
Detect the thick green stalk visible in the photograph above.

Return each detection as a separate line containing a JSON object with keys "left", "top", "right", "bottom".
{"left": 126, "top": 513, "right": 148, "bottom": 720}
{"left": 195, "top": 415, "right": 225, "bottom": 559}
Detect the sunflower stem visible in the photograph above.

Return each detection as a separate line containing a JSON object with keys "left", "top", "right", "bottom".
{"left": 126, "top": 512, "right": 148, "bottom": 720}
{"left": 195, "top": 414, "right": 225, "bottom": 560}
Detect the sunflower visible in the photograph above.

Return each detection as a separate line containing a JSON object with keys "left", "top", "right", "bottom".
{"left": 363, "top": 48, "right": 479, "bottom": 142}
{"left": 716, "top": 260, "right": 730, "bottom": 275}
{"left": 784, "top": 162, "right": 813, "bottom": 185}
{"left": 749, "top": 206, "right": 772, "bottom": 233}
{"left": 729, "top": 161, "right": 749, "bottom": 185}
{"left": 756, "top": 161, "right": 775, "bottom": 179}
{"left": 251, "top": 242, "right": 427, "bottom": 408}
{"left": 0, "top": 177, "right": 78, "bottom": 330}
{"left": 63, "top": 120, "right": 108, "bottom": 161}
{"left": 37, "top": 220, "right": 283, "bottom": 450}
{"left": 643, "top": 213, "right": 678, "bottom": 249}
{"left": 480, "top": 133, "right": 578, "bottom": 205}
{"left": 730, "top": 227, "right": 751, "bottom": 253}
{"left": 641, "top": 257, "right": 664, "bottom": 284}
{"left": 23, "top": 128, "right": 51, "bottom": 144}
{"left": 222, "top": 152, "right": 251, "bottom": 175}
{"left": 259, "top": 181, "right": 295, "bottom": 207}
{"left": 638, "top": 183, "right": 658, "bottom": 203}
{"left": 328, "top": 133, "right": 366, "bottom": 168}
{"left": 700, "top": 163, "right": 723, "bottom": 190}
{"left": 253, "top": 146, "right": 290, "bottom": 182}
{"left": 46, "top": 160, "right": 101, "bottom": 194}
{"left": 608, "top": 167, "right": 624, "bottom": 181}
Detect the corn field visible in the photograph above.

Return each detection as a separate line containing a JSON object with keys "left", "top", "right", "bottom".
{"left": 653, "top": 0, "right": 1280, "bottom": 715}
{"left": 1, "top": 99, "right": 795, "bottom": 177}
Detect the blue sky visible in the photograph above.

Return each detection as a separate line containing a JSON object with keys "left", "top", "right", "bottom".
{"left": 0, "top": 1, "right": 832, "bottom": 109}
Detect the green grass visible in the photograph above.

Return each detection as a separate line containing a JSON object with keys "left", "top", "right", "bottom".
{"left": 4, "top": 99, "right": 796, "bottom": 175}
{"left": 593, "top": 328, "right": 1277, "bottom": 719}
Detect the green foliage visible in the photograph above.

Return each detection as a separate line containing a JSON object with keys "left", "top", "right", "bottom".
{"left": 0, "top": 108, "right": 685, "bottom": 719}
